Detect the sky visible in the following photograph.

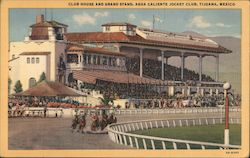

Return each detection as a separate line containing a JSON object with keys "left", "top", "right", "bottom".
{"left": 9, "top": 9, "right": 241, "bottom": 42}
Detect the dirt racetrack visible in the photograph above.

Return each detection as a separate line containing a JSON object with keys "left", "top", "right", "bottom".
{"left": 8, "top": 112, "right": 240, "bottom": 149}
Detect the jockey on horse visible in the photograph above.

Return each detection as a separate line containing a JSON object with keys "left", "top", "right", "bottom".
{"left": 78, "top": 113, "right": 86, "bottom": 133}
{"left": 108, "top": 113, "right": 117, "bottom": 125}
{"left": 91, "top": 113, "right": 99, "bottom": 131}
{"left": 100, "top": 112, "right": 108, "bottom": 130}
{"left": 71, "top": 114, "right": 79, "bottom": 132}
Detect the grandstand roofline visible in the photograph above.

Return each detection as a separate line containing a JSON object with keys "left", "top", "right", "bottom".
{"left": 102, "top": 22, "right": 136, "bottom": 27}
{"left": 65, "top": 32, "right": 232, "bottom": 54}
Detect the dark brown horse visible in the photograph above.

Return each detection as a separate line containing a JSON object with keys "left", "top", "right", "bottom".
{"left": 71, "top": 115, "right": 79, "bottom": 132}
{"left": 78, "top": 114, "right": 86, "bottom": 133}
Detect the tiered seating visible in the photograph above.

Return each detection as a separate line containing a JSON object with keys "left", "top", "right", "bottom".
{"left": 126, "top": 58, "right": 214, "bottom": 82}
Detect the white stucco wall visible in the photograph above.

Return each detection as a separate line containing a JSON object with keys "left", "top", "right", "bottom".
{"left": 19, "top": 55, "right": 49, "bottom": 91}
{"left": 9, "top": 40, "right": 66, "bottom": 93}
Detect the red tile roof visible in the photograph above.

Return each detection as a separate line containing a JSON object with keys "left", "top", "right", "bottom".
{"left": 30, "top": 20, "right": 68, "bottom": 28}
{"left": 85, "top": 47, "right": 126, "bottom": 57}
{"left": 65, "top": 32, "right": 231, "bottom": 54}
{"left": 102, "top": 22, "right": 136, "bottom": 27}
{"left": 65, "top": 32, "right": 129, "bottom": 42}
{"left": 20, "top": 52, "right": 51, "bottom": 55}
{"left": 66, "top": 44, "right": 126, "bottom": 56}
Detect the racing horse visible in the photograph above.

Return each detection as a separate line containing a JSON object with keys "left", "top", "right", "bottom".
{"left": 77, "top": 114, "right": 86, "bottom": 133}
{"left": 71, "top": 114, "right": 79, "bottom": 132}
{"left": 107, "top": 113, "right": 117, "bottom": 125}
{"left": 99, "top": 113, "right": 108, "bottom": 131}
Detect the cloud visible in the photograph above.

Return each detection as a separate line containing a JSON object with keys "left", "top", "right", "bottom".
{"left": 188, "top": 16, "right": 211, "bottom": 28}
{"left": 73, "top": 13, "right": 96, "bottom": 26}
{"left": 216, "top": 23, "right": 231, "bottom": 28}
{"left": 128, "top": 14, "right": 136, "bottom": 20}
{"left": 141, "top": 20, "right": 152, "bottom": 27}
{"left": 94, "top": 11, "right": 109, "bottom": 17}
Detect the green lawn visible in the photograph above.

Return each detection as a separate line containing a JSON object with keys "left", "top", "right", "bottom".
{"left": 130, "top": 124, "right": 241, "bottom": 149}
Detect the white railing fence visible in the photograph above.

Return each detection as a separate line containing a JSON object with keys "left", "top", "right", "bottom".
{"left": 107, "top": 117, "right": 241, "bottom": 150}
{"left": 114, "top": 107, "right": 241, "bottom": 115}
{"left": 8, "top": 107, "right": 241, "bottom": 118}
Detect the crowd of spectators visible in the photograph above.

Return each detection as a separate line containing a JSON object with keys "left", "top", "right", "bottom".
{"left": 125, "top": 94, "right": 241, "bottom": 109}
{"left": 126, "top": 57, "right": 214, "bottom": 82}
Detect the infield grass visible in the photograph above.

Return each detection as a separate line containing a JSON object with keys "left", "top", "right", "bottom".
{"left": 129, "top": 124, "right": 241, "bottom": 149}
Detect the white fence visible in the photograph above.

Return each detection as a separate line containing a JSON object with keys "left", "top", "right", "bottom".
{"left": 8, "top": 107, "right": 241, "bottom": 118}
{"left": 114, "top": 107, "right": 241, "bottom": 115}
{"left": 107, "top": 117, "right": 241, "bottom": 150}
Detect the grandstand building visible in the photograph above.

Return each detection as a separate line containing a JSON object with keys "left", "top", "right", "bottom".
{"left": 9, "top": 15, "right": 232, "bottom": 107}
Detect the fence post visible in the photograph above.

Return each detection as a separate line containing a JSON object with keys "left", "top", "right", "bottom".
{"left": 179, "top": 120, "right": 182, "bottom": 127}
{"left": 124, "top": 125, "right": 128, "bottom": 132}
{"left": 136, "top": 123, "right": 139, "bottom": 130}
{"left": 167, "top": 120, "right": 170, "bottom": 127}
{"left": 132, "top": 123, "right": 135, "bottom": 131}
{"left": 123, "top": 135, "right": 128, "bottom": 145}
{"left": 151, "top": 140, "right": 156, "bottom": 150}
{"left": 186, "top": 143, "right": 190, "bottom": 149}
{"left": 140, "top": 122, "right": 144, "bottom": 130}
{"left": 142, "top": 139, "right": 147, "bottom": 149}
{"left": 205, "top": 118, "right": 208, "bottom": 125}
{"left": 173, "top": 120, "right": 176, "bottom": 127}
{"left": 118, "top": 134, "right": 123, "bottom": 144}
{"left": 129, "top": 136, "right": 133, "bottom": 148}
{"left": 186, "top": 119, "right": 188, "bottom": 126}
{"left": 118, "top": 126, "right": 121, "bottom": 132}
{"left": 155, "top": 121, "right": 159, "bottom": 128}
{"left": 161, "top": 120, "right": 164, "bottom": 128}
{"left": 173, "top": 142, "right": 177, "bottom": 150}
{"left": 162, "top": 141, "right": 166, "bottom": 149}
{"left": 128, "top": 124, "right": 132, "bottom": 131}
{"left": 114, "top": 133, "right": 119, "bottom": 144}
{"left": 150, "top": 121, "right": 153, "bottom": 129}
{"left": 201, "top": 145, "right": 205, "bottom": 149}
{"left": 145, "top": 122, "right": 148, "bottom": 129}
{"left": 135, "top": 137, "right": 139, "bottom": 149}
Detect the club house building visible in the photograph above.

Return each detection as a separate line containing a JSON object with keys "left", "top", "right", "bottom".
{"left": 9, "top": 15, "right": 232, "bottom": 107}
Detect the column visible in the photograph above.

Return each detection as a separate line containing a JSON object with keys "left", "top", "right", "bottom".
{"left": 199, "top": 55, "right": 203, "bottom": 82}
{"left": 78, "top": 54, "right": 81, "bottom": 64}
{"left": 139, "top": 48, "right": 143, "bottom": 77}
{"left": 215, "top": 55, "right": 219, "bottom": 82}
{"left": 86, "top": 54, "right": 89, "bottom": 64}
{"left": 90, "top": 55, "right": 94, "bottom": 64}
{"left": 100, "top": 56, "right": 103, "bottom": 65}
{"left": 161, "top": 50, "right": 165, "bottom": 80}
{"left": 165, "top": 57, "right": 169, "bottom": 65}
{"left": 181, "top": 52, "right": 185, "bottom": 81}
{"left": 107, "top": 57, "right": 110, "bottom": 66}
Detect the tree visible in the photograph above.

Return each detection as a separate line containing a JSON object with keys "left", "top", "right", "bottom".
{"left": 14, "top": 80, "right": 23, "bottom": 93}
{"left": 8, "top": 78, "right": 12, "bottom": 95}
{"left": 98, "top": 95, "right": 114, "bottom": 106}
{"left": 38, "top": 72, "right": 46, "bottom": 83}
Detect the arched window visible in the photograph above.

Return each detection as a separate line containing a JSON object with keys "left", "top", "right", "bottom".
{"left": 31, "top": 57, "right": 35, "bottom": 64}
{"left": 29, "top": 77, "right": 36, "bottom": 88}
{"left": 27, "top": 57, "right": 30, "bottom": 64}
